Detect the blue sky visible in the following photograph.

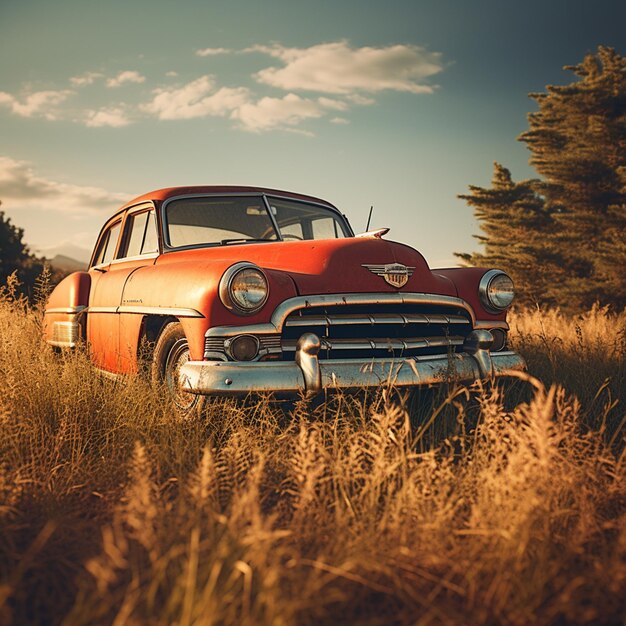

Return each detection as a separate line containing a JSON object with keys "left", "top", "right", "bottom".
{"left": 1, "top": 0, "right": 624, "bottom": 265}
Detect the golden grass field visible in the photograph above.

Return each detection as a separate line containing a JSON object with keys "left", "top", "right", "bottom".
{"left": 1, "top": 274, "right": 625, "bottom": 626}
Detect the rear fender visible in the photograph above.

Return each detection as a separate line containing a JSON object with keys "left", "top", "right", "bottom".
{"left": 44, "top": 272, "right": 91, "bottom": 347}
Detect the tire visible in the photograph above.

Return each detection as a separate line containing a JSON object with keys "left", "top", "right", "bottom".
{"left": 152, "top": 322, "right": 202, "bottom": 417}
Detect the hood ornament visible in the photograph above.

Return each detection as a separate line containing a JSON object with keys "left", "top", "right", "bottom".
{"left": 362, "top": 263, "right": 415, "bottom": 288}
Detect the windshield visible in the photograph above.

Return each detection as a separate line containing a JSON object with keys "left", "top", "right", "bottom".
{"left": 164, "top": 195, "right": 349, "bottom": 248}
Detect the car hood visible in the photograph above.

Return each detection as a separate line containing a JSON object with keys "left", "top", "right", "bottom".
{"left": 208, "top": 237, "right": 458, "bottom": 297}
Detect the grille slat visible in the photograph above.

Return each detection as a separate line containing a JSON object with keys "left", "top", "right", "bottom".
{"left": 282, "top": 335, "right": 465, "bottom": 352}
{"left": 283, "top": 302, "right": 472, "bottom": 360}
{"left": 285, "top": 312, "right": 469, "bottom": 327}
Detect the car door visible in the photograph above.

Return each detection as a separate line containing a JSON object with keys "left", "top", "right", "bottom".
{"left": 116, "top": 206, "right": 160, "bottom": 373}
{"left": 88, "top": 217, "right": 124, "bottom": 372}
{"left": 87, "top": 204, "right": 159, "bottom": 373}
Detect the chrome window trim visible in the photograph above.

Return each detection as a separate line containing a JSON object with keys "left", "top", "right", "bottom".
{"left": 89, "top": 201, "right": 157, "bottom": 268}
{"left": 117, "top": 204, "right": 161, "bottom": 260}
{"left": 108, "top": 252, "right": 159, "bottom": 266}
{"left": 262, "top": 194, "right": 284, "bottom": 241}
{"left": 206, "top": 292, "right": 477, "bottom": 338}
{"left": 90, "top": 218, "right": 123, "bottom": 269}
{"left": 262, "top": 193, "right": 353, "bottom": 238}
{"left": 160, "top": 191, "right": 352, "bottom": 252}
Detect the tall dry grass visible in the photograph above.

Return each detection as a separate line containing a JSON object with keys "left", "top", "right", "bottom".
{"left": 0, "top": 276, "right": 624, "bottom": 626}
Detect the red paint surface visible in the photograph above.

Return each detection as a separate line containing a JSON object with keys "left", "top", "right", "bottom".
{"left": 45, "top": 187, "right": 512, "bottom": 375}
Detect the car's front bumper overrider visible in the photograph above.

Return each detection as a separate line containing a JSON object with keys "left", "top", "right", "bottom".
{"left": 179, "top": 330, "right": 526, "bottom": 397}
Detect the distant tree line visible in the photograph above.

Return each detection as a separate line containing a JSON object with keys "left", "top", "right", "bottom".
{"left": 458, "top": 46, "right": 626, "bottom": 311}
{"left": 0, "top": 204, "right": 48, "bottom": 297}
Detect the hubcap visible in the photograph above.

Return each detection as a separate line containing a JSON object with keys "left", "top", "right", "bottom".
{"left": 165, "top": 338, "right": 197, "bottom": 412}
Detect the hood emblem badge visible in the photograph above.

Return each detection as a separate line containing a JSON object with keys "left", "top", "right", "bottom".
{"left": 362, "top": 263, "right": 415, "bottom": 288}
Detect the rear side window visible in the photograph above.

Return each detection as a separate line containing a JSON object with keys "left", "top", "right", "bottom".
{"left": 123, "top": 210, "right": 158, "bottom": 258}
{"left": 93, "top": 221, "right": 121, "bottom": 266}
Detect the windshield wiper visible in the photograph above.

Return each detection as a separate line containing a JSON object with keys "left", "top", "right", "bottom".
{"left": 220, "top": 238, "right": 273, "bottom": 246}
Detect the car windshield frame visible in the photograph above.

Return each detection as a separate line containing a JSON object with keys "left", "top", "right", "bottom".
{"left": 160, "top": 193, "right": 353, "bottom": 252}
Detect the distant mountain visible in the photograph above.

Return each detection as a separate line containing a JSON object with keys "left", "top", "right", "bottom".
{"left": 48, "top": 254, "right": 87, "bottom": 273}
{"left": 37, "top": 243, "right": 91, "bottom": 266}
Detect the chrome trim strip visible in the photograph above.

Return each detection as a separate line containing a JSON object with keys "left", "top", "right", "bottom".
{"left": 88, "top": 305, "right": 204, "bottom": 318}
{"left": 94, "top": 367, "right": 122, "bottom": 381}
{"left": 48, "top": 341, "right": 77, "bottom": 348}
{"left": 86, "top": 306, "right": 119, "bottom": 314}
{"left": 282, "top": 336, "right": 465, "bottom": 352}
{"left": 117, "top": 305, "right": 204, "bottom": 318}
{"left": 45, "top": 306, "right": 86, "bottom": 315}
{"left": 272, "top": 293, "right": 476, "bottom": 330}
{"left": 284, "top": 312, "right": 470, "bottom": 327}
{"left": 475, "top": 320, "right": 509, "bottom": 331}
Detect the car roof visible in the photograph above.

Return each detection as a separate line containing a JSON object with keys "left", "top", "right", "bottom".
{"left": 117, "top": 186, "right": 338, "bottom": 214}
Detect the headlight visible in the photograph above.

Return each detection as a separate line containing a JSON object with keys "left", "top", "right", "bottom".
{"left": 479, "top": 270, "right": 515, "bottom": 312}
{"left": 219, "top": 262, "right": 269, "bottom": 315}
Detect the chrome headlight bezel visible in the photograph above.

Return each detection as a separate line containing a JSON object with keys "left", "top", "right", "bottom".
{"left": 479, "top": 270, "right": 515, "bottom": 313}
{"left": 219, "top": 262, "right": 269, "bottom": 316}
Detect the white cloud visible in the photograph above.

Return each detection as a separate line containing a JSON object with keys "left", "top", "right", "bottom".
{"left": 70, "top": 71, "right": 104, "bottom": 86}
{"left": 166, "top": 71, "right": 179, "bottom": 77}
{"left": 141, "top": 75, "right": 249, "bottom": 120}
{"left": 232, "top": 93, "right": 325, "bottom": 132}
{"left": 0, "top": 89, "right": 73, "bottom": 120}
{"left": 317, "top": 97, "right": 349, "bottom": 111}
{"left": 106, "top": 70, "right": 146, "bottom": 88}
{"left": 0, "top": 156, "right": 128, "bottom": 214}
{"left": 252, "top": 41, "right": 443, "bottom": 95}
{"left": 196, "top": 47, "right": 231, "bottom": 57}
{"left": 345, "top": 93, "right": 376, "bottom": 106}
{"left": 84, "top": 107, "right": 132, "bottom": 128}
{"left": 330, "top": 117, "right": 350, "bottom": 125}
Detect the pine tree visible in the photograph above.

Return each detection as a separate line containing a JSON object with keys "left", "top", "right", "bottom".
{"left": 0, "top": 204, "right": 46, "bottom": 295}
{"left": 460, "top": 46, "right": 626, "bottom": 311}
{"left": 520, "top": 46, "right": 626, "bottom": 309}
{"left": 456, "top": 163, "right": 560, "bottom": 305}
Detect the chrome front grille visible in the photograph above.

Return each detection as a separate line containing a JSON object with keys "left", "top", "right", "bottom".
{"left": 282, "top": 303, "right": 473, "bottom": 360}
{"left": 204, "top": 295, "right": 478, "bottom": 362}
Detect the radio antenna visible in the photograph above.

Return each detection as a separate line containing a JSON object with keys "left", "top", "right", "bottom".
{"left": 365, "top": 205, "right": 373, "bottom": 232}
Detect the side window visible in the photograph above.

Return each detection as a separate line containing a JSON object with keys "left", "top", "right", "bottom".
{"left": 312, "top": 217, "right": 343, "bottom": 240}
{"left": 142, "top": 211, "right": 158, "bottom": 254}
{"left": 281, "top": 222, "right": 304, "bottom": 239}
{"left": 122, "top": 210, "right": 159, "bottom": 258}
{"left": 93, "top": 221, "right": 121, "bottom": 266}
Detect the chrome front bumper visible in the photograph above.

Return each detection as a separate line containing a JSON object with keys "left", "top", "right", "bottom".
{"left": 179, "top": 330, "right": 526, "bottom": 397}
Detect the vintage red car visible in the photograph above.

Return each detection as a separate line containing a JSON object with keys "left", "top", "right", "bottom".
{"left": 44, "top": 186, "right": 525, "bottom": 413}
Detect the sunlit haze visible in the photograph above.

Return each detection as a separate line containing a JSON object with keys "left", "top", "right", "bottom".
{"left": 1, "top": 0, "right": 623, "bottom": 266}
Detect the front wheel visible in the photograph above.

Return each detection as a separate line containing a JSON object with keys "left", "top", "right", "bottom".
{"left": 152, "top": 322, "right": 201, "bottom": 416}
